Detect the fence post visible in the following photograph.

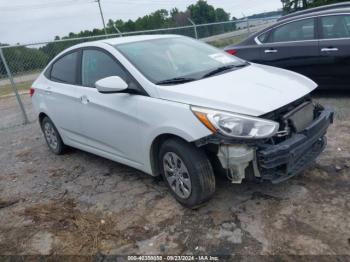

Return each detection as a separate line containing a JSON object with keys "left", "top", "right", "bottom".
{"left": 188, "top": 18, "right": 198, "bottom": 39}
{"left": 0, "top": 48, "right": 29, "bottom": 125}
{"left": 246, "top": 18, "right": 251, "bottom": 35}
{"left": 113, "top": 25, "right": 123, "bottom": 37}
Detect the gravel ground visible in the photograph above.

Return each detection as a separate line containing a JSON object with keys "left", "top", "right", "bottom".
{"left": 0, "top": 93, "right": 349, "bottom": 257}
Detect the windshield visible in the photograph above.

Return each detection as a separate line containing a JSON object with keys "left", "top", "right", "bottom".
{"left": 115, "top": 37, "right": 247, "bottom": 84}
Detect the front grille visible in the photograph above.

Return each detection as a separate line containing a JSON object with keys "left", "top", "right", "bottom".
{"left": 261, "top": 95, "right": 313, "bottom": 144}
{"left": 262, "top": 95, "right": 312, "bottom": 121}
{"left": 283, "top": 101, "right": 315, "bottom": 132}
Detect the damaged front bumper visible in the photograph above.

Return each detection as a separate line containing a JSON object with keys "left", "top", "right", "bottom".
{"left": 196, "top": 106, "right": 334, "bottom": 184}
{"left": 258, "top": 107, "right": 334, "bottom": 183}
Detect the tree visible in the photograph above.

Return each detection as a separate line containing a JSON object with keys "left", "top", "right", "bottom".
{"left": 186, "top": 1, "right": 231, "bottom": 37}
{"left": 187, "top": 0, "right": 217, "bottom": 24}
{"left": 45, "top": 0, "right": 231, "bottom": 41}
{"left": 171, "top": 10, "right": 190, "bottom": 26}
{"left": 215, "top": 8, "right": 230, "bottom": 22}
{"left": 1, "top": 46, "right": 49, "bottom": 76}
{"left": 0, "top": 43, "right": 8, "bottom": 78}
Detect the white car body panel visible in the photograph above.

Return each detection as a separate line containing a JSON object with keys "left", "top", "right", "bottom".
{"left": 31, "top": 35, "right": 316, "bottom": 176}
{"left": 32, "top": 75, "right": 84, "bottom": 144}
{"left": 156, "top": 63, "right": 317, "bottom": 116}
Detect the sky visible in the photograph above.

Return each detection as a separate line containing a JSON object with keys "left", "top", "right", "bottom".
{"left": 0, "top": 0, "right": 282, "bottom": 45}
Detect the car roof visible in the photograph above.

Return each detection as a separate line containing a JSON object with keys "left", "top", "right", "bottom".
{"left": 68, "top": 34, "right": 182, "bottom": 51}
{"left": 278, "top": 2, "right": 350, "bottom": 21}
{"left": 100, "top": 34, "right": 181, "bottom": 46}
{"left": 277, "top": 7, "right": 350, "bottom": 24}
{"left": 56, "top": 34, "right": 183, "bottom": 60}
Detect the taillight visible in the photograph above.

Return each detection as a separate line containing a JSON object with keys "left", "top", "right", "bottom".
{"left": 226, "top": 49, "right": 237, "bottom": 55}
{"left": 29, "top": 87, "right": 35, "bottom": 97}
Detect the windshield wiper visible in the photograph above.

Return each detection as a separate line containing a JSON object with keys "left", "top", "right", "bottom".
{"left": 156, "top": 77, "right": 197, "bottom": 85}
{"left": 202, "top": 63, "right": 248, "bottom": 79}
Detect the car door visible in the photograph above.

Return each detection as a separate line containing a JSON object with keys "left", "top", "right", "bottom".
{"left": 76, "top": 47, "right": 144, "bottom": 166}
{"left": 318, "top": 14, "right": 350, "bottom": 88}
{"left": 45, "top": 50, "right": 84, "bottom": 144}
{"left": 257, "top": 18, "right": 320, "bottom": 81}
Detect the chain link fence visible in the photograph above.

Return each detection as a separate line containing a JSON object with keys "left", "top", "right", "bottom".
{"left": 0, "top": 17, "right": 278, "bottom": 129}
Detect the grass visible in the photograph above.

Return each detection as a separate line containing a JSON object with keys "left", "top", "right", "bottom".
{"left": 0, "top": 80, "right": 33, "bottom": 97}
{"left": 23, "top": 199, "right": 124, "bottom": 254}
{"left": 208, "top": 35, "right": 246, "bottom": 48}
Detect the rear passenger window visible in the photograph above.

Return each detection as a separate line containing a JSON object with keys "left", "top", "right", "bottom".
{"left": 321, "top": 15, "right": 350, "bottom": 39}
{"left": 270, "top": 18, "right": 315, "bottom": 42}
{"left": 51, "top": 51, "right": 78, "bottom": 84}
{"left": 82, "top": 49, "right": 128, "bottom": 87}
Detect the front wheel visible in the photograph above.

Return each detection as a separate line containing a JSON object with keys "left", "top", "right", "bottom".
{"left": 159, "top": 138, "right": 216, "bottom": 208}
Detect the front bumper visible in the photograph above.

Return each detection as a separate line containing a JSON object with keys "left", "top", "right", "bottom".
{"left": 257, "top": 107, "right": 334, "bottom": 183}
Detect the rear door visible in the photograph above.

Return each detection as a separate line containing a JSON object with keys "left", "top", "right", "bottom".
{"left": 318, "top": 14, "right": 350, "bottom": 88}
{"left": 258, "top": 18, "right": 320, "bottom": 81}
{"left": 45, "top": 50, "right": 84, "bottom": 144}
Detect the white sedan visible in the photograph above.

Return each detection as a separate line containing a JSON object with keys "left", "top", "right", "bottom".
{"left": 31, "top": 35, "right": 333, "bottom": 208}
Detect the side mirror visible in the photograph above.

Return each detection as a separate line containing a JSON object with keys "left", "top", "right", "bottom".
{"left": 95, "top": 76, "right": 128, "bottom": 93}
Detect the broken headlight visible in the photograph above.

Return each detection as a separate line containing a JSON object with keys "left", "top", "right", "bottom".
{"left": 191, "top": 106, "right": 279, "bottom": 139}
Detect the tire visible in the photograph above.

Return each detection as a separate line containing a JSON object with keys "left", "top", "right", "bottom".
{"left": 41, "top": 117, "right": 65, "bottom": 155}
{"left": 159, "top": 138, "right": 216, "bottom": 208}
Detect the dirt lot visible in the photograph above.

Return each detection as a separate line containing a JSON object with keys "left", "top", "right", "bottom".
{"left": 0, "top": 93, "right": 349, "bottom": 257}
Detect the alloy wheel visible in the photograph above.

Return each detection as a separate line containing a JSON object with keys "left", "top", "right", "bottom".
{"left": 163, "top": 152, "right": 192, "bottom": 199}
{"left": 44, "top": 122, "right": 58, "bottom": 150}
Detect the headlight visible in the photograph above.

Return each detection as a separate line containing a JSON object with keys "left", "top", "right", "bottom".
{"left": 191, "top": 106, "right": 279, "bottom": 139}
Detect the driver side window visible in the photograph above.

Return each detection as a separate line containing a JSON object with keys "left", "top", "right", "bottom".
{"left": 82, "top": 49, "right": 128, "bottom": 87}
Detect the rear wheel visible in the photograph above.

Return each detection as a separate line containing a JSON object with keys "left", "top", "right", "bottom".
{"left": 159, "top": 138, "right": 216, "bottom": 208}
{"left": 41, "top": 117, "right": 65, "bottom": 155}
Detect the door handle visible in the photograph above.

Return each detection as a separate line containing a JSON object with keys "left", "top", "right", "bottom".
{"left": 264, "top": 49, "right": 278, "bottom": 53}
{"left": 321, "top": 47, "right": 339, "bottom": 52}
{"left": 80, "top": 95, "right": 90, "bottom": 104}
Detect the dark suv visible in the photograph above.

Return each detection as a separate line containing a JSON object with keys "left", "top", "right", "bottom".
{"left": 225, "top": 6, "right": 350, "bottom": 89}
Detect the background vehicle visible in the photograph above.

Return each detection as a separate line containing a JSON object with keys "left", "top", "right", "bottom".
{"left": 224, "top": 7, "right": 350, "bottom": 89}
{"left": 31, "top": 35, "right": 333, "bottom": 208}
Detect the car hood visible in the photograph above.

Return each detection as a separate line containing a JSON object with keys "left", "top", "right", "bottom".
{"left": 156, "top": 63, "right": 317, "bottom": 116}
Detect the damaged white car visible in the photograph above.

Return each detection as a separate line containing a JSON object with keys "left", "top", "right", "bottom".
{"left": 31, "top": 35, "right": 334, "bottom": 208}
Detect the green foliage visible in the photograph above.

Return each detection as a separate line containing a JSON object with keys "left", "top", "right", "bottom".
{"left": 0, "top": 44, "right": 48, "bottom": 78}
{"left": 188, "top": 0, "right": 217, "bottom": 23}
{"left": 248, "top": 10, "right": 283, "bottom": 19}
{"left": 5, "top": 46, "right": 48, "bottom": 73}
{"left": 104, "top": 0, "right": 231, "bottom": 34}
